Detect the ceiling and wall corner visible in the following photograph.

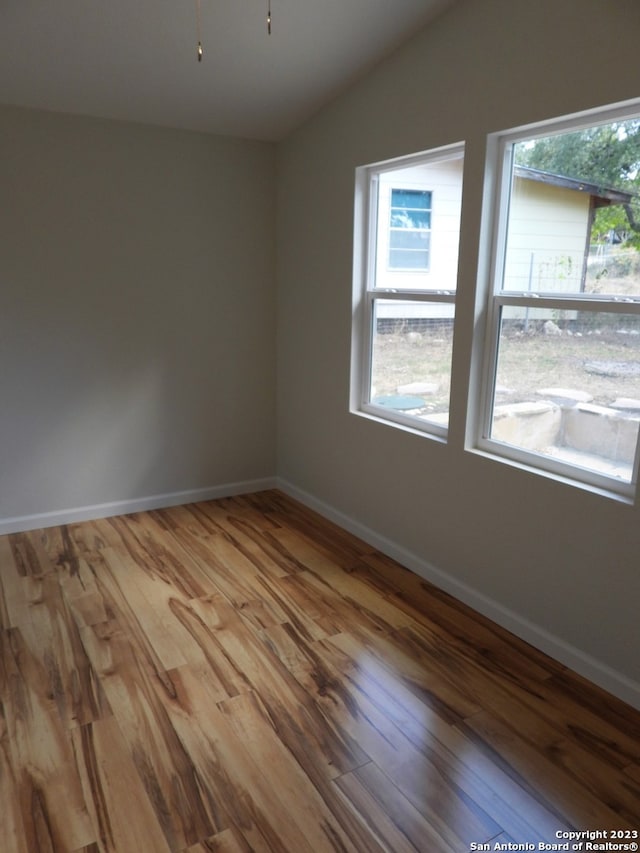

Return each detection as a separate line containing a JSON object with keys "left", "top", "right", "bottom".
{"left": 0, "top": 0, "right": 458, "bottom": 140}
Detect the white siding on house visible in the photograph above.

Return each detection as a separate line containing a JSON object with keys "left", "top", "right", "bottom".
{"left": 376, "top": 158, "right": 463, "bottom": 291}
{"left": 504, "top": 178, "right": 590, "bottom": 294}
{"left": 375, "top": 157, "right": 462, "bottom": 320}
{"left": 376, "top": 163, "right": 592, "bottom": 323}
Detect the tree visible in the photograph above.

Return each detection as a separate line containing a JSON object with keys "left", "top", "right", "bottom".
{"left": 515, "top": 120, "right": 640, "bottom": 247}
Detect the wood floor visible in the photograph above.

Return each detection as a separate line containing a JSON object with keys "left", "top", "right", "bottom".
{"left": 1, "top": 490, "right": 639, "bottom": 852}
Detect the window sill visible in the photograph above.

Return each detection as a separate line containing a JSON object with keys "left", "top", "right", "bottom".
{"left": 353, "top": 405, "right": 449, "bottom": 443}
{"left": 467, "top": 442, "right": 635, "bottom": 505}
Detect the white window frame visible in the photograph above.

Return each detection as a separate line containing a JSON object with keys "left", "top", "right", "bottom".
{"left": 473, "top": 100, "right": 640, "bottom": 501}
{"left": 351, "top": 143, "right": 464, "bottom": 439}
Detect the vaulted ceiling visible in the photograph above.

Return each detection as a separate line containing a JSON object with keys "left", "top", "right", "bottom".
{"left": 0, "top": 0, "right": 457, "bottom": 140}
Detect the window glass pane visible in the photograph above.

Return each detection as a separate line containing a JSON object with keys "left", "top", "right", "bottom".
{"left": 389, "top": 249, "right": 430, "bottom": 269}
{"left": 390, "top": 231, "right": 430, "bottom": 251}
{"left": 369, "top": 299, "right": 454, "bottom": 427}
{"left": 390, "top": 209, "right": 431, "bottom": 229}
{"left": 489, "top": 306, "right": 640, "bottom": 482}
{"left": 389, "top": 190, "right": 431, "bottom": 270}
{"left": 505, "top": 119, "right": 640, "bottom": 297}
{"left": 391, "top": 189, "right": 431, "bottom": 210}
{"left": 354, "top": 145, "right": 463, "bottom": 439}
{"left": 585, "top": 247, "right": 640, "bottom": 297}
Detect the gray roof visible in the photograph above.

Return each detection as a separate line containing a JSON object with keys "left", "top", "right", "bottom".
{"left": 515, "top": 165, "right": 635, "bottom": 207}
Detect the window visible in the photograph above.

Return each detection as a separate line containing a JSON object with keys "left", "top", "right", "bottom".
{"left": 352, "top": 144, "right": 464, "bottom": 437}
{"left": 476, "top": 103, "right": 640, "bottom": 499}
{"left": 388, "top": 189, "right": 432, "bottom": 270}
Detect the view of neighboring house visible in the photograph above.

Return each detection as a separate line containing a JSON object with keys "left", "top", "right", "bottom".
{"left": 505, "top": 165, "right": 634, "bottom": 295}
{"left": 375, "top": 158, "right": 635, "bottom": 323}
{"left": 374, "top": 156, "right": 462, "bottom": 322}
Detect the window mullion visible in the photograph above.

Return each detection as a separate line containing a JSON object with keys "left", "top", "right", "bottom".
{"left": 496, "top": 293, "right": 640, "bottom": 314}
{"left": 481, "top": 294, "right": 503, "bottom": 440}
{"left": 371, "top": 289, "right": 456, "bottom": 304}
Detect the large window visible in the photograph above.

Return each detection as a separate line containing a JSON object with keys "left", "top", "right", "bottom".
{"left": 352, "top": 144, "right": 464, "bottom": 437}
{"left": 476, "top": 104, "right": 640, "bottom": 498}
{"left": 352, "top": 104, "right": 640, "bottom": 500}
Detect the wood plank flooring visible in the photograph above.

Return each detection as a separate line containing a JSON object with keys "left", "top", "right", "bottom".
{"left": 1, "top": 489, "right": 639, "bottom": 852}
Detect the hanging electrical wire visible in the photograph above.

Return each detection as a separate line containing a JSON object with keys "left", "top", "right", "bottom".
{"left": 194, "top": 1, "right": 272, "bottom": 63}
{"left": 196, "top": 0, "right": 203, "bottom": 60}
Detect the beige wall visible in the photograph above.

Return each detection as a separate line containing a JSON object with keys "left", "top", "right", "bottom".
{"left": 0, "top": 106, "right": 277, "bottom": 520}
{"left": 276, "top": 0, "right": 640, "bottom": 702}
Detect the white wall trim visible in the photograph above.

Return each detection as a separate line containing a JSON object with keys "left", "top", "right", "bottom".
{"left": 0, "top": 477, "right": 278, "bottom": 535}
{"left": 277, "top": 478, "right": 640, "bottom": 712}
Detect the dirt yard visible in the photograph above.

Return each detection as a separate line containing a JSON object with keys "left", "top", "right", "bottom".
{"left": 371, "top": 319, "right": 640, "bottom": 414}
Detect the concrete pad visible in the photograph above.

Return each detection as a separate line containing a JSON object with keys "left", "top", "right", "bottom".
{"left": 536, "top": 387, "right": 593, "bottom": 404}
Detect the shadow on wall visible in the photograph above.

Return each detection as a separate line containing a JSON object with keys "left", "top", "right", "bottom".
{"left": 7, "top": 362, "right": 174, "bottom": 516}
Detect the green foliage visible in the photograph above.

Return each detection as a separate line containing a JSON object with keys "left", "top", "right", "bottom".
{"left": 515, "top": 119, "right": 640, "bottom": 247}
{"left": 515, "top": 120, "right": 640, "bottom": 187}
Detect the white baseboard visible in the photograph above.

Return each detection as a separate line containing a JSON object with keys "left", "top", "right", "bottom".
{"left": 0, "top": 476, "right": 278, "bottom": 536}
{"left": 277, "top": 478, "right": 640, "bottom": 712}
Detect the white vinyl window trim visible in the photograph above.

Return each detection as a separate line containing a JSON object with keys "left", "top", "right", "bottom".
{"left": 473, "top": 101, "right": 640, "bottom": 502}
{"left": 352, "top": 144, "right": 464, "bottom": 439}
